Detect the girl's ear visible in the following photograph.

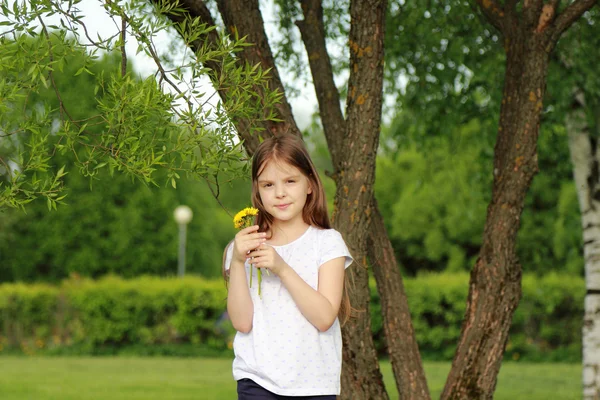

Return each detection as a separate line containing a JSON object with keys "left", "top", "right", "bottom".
{"left": 307, "top": 181, "right": 313, "bottom": 195}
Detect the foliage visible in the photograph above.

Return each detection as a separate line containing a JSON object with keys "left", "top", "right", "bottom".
{"left": 375, "top": 115, "right": 583, "bottom": 276}
{"left": 0, "top": 274, "right": 231, "bottom": 354}
{"left": 0, "top": 0, "right": 280, "bottom": 209}
{"left": 375, "top": 119, "right": 490, "bottom": 275}
{"left": 0, "top": 166, "right": 247, "bottom": 281}
{"left": 369, "top": 272, "right": 584, "bottom": 362}
{"left": 0, "top": 272, "right": 583, "bottom": 362}
{"left": 0, "top": 43, "right": 251, "bottom": 282}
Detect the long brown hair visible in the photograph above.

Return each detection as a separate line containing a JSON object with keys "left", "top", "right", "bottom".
{"left": 250, "top": 134, "right": 351, "bottom": 325}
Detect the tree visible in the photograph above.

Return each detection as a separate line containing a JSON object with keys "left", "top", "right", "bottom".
{"left": 9, "top": 1, "right": 598, "bottom": 399}
{"left": 553, "top": 9, "right": 600, "bottom": 398}
{"left": 0, "top": 0, "right": 279, "bottom": 209}
{"left": 438, "top": 1, "right": 597, "bottom": 398}
{"left": 0, "top": 42, "right": 250, "bottom": 282}
{"left": 383, "top": 2, "right": 593, "bottom": 395}
{"left": 157, "top": 1, "right": 422, "bottom": 398}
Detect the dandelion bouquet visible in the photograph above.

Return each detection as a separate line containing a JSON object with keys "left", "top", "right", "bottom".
{"left": 233, "top": 207, "right": 265, "bottom": 296}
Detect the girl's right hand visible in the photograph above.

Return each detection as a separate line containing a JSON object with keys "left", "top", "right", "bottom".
{"left": 232, "top": 225, "right": 267, "bottom": 264}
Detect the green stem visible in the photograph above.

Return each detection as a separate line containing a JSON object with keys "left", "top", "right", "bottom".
{"left": 258, "top": 269, "right": 262, "bottom": 297}
{"left": 249, "top": 265, "right": 253, "bottom": 288}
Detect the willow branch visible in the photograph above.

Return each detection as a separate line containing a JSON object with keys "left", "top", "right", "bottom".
{"left": 120, "top": 15, "right": 127, "bottom": 77}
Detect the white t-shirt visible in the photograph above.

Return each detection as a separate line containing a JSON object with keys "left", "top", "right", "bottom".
{"left": 224, "top": 225, "right": 353, "bottom": 396}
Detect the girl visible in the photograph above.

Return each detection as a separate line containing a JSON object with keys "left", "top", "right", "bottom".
{"left": 223, "top": 134, "right": 353, "bottom": 399}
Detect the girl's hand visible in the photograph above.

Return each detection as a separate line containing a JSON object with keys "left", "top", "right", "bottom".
{"left": 247, "top": 243, "right": 288, "bottom": 276}
{"left": 233, "top": 225, "right": 267, "bottom": 264}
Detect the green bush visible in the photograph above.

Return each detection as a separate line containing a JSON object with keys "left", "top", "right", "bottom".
{"left": 0, "top": 275, "right": 231, "bottom": 356}
{"left": 370, "top": 272, "right": 584, "bottom": 362}
{"left": 0, "top": 273, "right": 583, "bottom": 361}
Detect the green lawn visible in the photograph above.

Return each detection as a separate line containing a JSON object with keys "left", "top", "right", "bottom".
{"left": 0, "top": 357, "right": 580, "bottom": 399}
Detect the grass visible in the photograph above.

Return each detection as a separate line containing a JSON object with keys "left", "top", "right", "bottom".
{"left": 0, "top": 357, "right": 580, "bottom": 399}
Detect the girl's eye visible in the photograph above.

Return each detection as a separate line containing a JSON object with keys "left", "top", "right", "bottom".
{"left": 263, "top": 183, "right": 272, "bottom": 188}
{"left": 287, "top": 180, "right": 295, "bottom": 184}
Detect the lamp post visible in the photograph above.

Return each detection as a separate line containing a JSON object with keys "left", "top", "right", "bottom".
{"left": 174, "top": 205, "right": 193, "bottom": 277}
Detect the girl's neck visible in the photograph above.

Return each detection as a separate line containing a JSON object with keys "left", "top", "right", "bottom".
{"left": 268, "top": 220, "right": 311, "bottom": 246}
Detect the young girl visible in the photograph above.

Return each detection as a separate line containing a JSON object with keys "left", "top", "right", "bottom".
{"left": 223, "top": 134, "right": 353, "bottom": 399}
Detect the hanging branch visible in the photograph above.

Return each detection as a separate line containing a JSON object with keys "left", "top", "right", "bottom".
{"left": 121, "top": 15, "right": 127, "bottom": 77}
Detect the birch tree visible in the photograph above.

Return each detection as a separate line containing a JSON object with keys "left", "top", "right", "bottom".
{"left": 567, "top": 88, "right": 600, "bottom": 399}
{"left": 556, "top": 10, "right": 600, "bottom": 397}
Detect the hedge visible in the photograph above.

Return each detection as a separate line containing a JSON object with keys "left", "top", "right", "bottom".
{"left": 0, "top": 273, "right": 584, "bottom": 361}
{"left": 0, "top": 275, "right": 230, "bottom": 356}
{"left": 369, "top": 272, "right": 584, "bottom": 362}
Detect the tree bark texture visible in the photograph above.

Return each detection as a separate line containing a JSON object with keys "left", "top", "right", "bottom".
{"left": 442, "top": 5, "right": 558, "bottom": 398}
{"left": 296, "top": 0, "right": 346, "bottom": 170}
{"left": 156, "top": 0, "right": 301, "bottom": 153}
{"left": 566, "top": 89, "right": 600, "bottom": 400}
{"left": 216, "top": 0, "right": 301, "bottom": 146}
{"left": 367, "top": 200, "right": 430, "bottom": 399}
{"left": 331, "top": 1, "right": 390, "bottom": 398}
{"left": 441, "top": 32, "right": 547, "bottom": 400}
{"left": 297, "top": 1, "right": 429, "bottom": 397}
{"left": 441, "top": 1, "right": 597, "bottom": 397}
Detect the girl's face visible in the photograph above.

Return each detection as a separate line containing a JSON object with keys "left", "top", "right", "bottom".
{"left": 257, "top": 160, "right": 312, "bottom": 227}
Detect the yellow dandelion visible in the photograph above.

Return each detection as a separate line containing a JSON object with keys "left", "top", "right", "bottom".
{"left": 233, "top": 206, "right": 266, "bottom": 297}
{"left": 233, "top": 207, "right": 259, "bottom": 229}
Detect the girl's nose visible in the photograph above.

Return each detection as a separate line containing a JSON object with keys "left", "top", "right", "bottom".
{"left": 276, "top": 186, "right": 286, "bottom": 198}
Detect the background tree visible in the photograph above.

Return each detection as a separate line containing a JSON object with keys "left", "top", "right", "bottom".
{"left": 551, "top": 8, "right": 600, "bottom": 398}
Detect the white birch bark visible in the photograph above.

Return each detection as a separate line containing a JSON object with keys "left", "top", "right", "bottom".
{"left": 566, "top": 89, "right": 600, "bottom": 400}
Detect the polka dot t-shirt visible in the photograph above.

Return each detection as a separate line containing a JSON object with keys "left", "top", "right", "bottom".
{"left": 224, "top": 225, "right": 353, "bottom": 396}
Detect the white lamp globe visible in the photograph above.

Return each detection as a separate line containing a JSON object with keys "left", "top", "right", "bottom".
{"left": 174, "top": 205, "right": 193, "bottom": 225}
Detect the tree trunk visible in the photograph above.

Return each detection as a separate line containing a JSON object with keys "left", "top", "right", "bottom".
{"left": 155, "top": 0, "right": 301, "bottom": 152}
{"left": 441, "top": 33, "right": 547, "bottom": 400}
{"left": 367, "top": 200, "right": 430, "bottom": 399}
{"left": 566, "top": 89, "right": 600, "bottom": 400}
{"left": 442, "top": 0, "right": 597, "bottom": 395}
{"left": 297, "top": 1, "right": 429, "bottom": 397}
{"left": 158, "top": 0, "right": 597, "bottom": 399}
{"left": 161, "top": 0, "right": 391, "bottom": 398}
{"left": 216, "top": 0, "right": 302, "bottom": 148}
{"left": 333, "top": 1, "right": 389, "bottom": 398}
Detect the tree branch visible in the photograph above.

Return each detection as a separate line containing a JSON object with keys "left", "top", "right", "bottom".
{"left": 345, "top": 0, "right": 385, "bottom": 137}
{"left": 37, "top": 16, "right": 75, "bottom": 124}
{"left": 155, "top": 0, "right": 301, "bottom": 153}
{"left": 549, "top": 0, "right": 598, "bottom": 44}
{"left": 522, "top": 0, "right": 544, "bottom": 28}
{"left": 503, "top": 0, "right": 520, "bottom": 29}
{"left": 120, "top": 15, "right": 127, "bottom": 77}
{"left": 216, "top": 0, "right": 301, "bottom": 140}
{"left": 473, "top": 0, "right": 505, "bottom": 33}
{"left": 296, "top": 0, "right": 346, "bottom": 171}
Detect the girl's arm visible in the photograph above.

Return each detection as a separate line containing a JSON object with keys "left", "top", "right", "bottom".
{"left": 277, "top": 257, "right": 346, "bottom": 332}
{"left": 227, "top": 257, "right": 254, "bottom": 333}
{"left": 225, "top": 226, "right": 265, "bottom": 333}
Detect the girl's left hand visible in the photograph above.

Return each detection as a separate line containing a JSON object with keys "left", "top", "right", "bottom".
{"left": 247, "top": 244, "right": 288, "bottom": 276}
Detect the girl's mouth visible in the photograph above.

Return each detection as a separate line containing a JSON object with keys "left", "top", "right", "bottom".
{"left": 276, "top": 204, "right": 290, "bottom": 210}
